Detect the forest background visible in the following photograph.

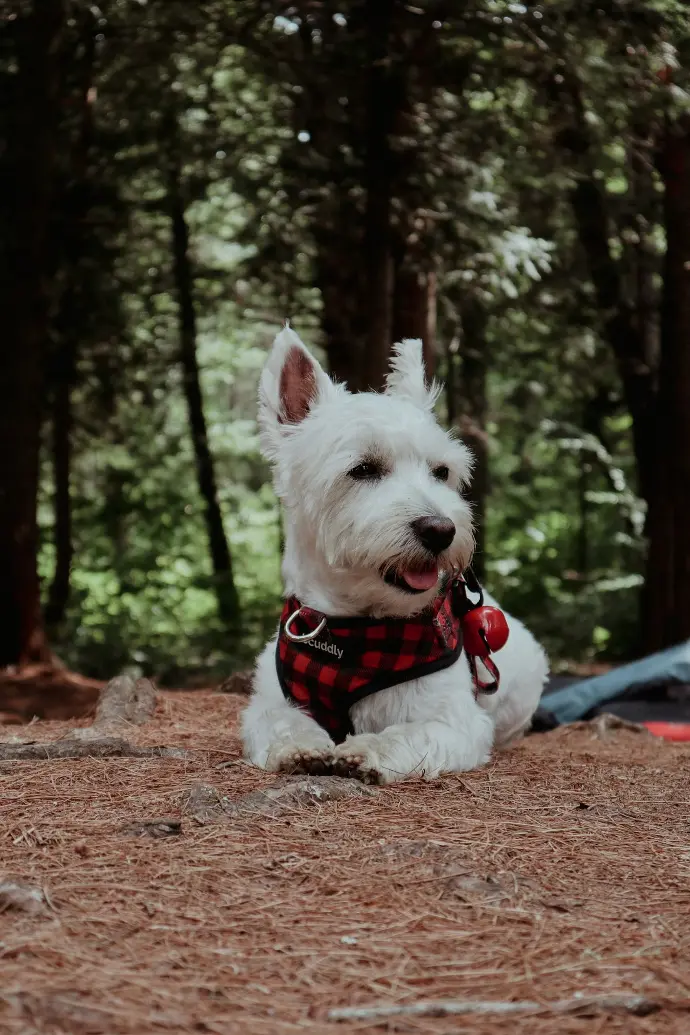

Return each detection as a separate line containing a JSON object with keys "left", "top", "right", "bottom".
{"left": 1, "top": 0, "right": 689, "bottom": 688}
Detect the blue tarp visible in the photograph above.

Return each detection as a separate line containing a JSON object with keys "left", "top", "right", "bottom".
{"left": 539, "top": 640, "right": 690, "bottom": 725}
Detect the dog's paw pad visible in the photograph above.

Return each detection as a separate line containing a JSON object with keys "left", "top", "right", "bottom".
{"left": 332, "top": 755, "right": 360, "bottom": 779}
{"left": 276, "top": 748, "right": 334, "bottom": 776}
{"left": 333, "top": 754, "right": 382, "bottom": 785}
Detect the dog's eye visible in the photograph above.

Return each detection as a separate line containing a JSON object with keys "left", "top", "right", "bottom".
{"left": 349, "top": 460, "right": 384, "bottom": 481}
{"left": 432, "top": 465, "right": 450, "bottom": 482}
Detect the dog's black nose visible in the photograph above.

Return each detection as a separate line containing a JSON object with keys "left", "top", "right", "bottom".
{"left": 411, "top": 516, "right": 456, "bottom": 555}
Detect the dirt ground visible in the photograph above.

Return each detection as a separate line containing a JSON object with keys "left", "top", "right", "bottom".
{"left": 1, "top": 691, "right": 689, "bottom": 1035}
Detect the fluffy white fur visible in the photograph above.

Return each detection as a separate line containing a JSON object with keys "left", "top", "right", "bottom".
{"left": 241, "top": 326, "right": 549, "bottom": 784}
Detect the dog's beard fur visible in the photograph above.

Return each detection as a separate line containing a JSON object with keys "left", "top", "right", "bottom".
{"left": 259, "top": 328, "right": 476, "bottom": 618}
{"left": 306, "top": 479, "right": 474, "bottom": 617}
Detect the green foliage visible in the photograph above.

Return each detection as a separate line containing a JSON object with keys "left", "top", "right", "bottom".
{"left": 20, "top": 0, "right": 689, "bottom": 678}
{"left": 39, "top": 316, "right": 282, "bottom": 681}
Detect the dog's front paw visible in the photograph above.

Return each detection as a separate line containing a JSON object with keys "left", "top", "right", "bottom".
{"left": 267, "top": 745, "right": 335, "bottom": 776}
{"left": 332, "top": 735, "right": 389, "bottom": 785}
{"left": 333, "top": 753, "right": 382, "bottom": 785}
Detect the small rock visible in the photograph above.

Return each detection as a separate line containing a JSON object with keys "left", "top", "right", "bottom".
{"left": 0, "top": 878, "right": 50, "bottom": 916}
{"left": 217, "top": 671, "right": 253, "bottom": 695}
{"left": 436, "top": 871, "right": 509, "bottom": 902}
{"left": 14, "top": 993, "right": 111, "bottom": 1033}
{"left": 181, "top": 783, "right": 229, "bottom": 825}
{"left": 373, "top": 840, "right": 436, "bottom": 862}
{"left": 124, "top": 818, "right": 182, "bottom": 838}
{"left": 95, "top": 675, "right": 157, "bottom": 727}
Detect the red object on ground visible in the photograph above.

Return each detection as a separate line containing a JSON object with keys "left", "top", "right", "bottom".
{"left": 643, "top": 722, "right": 690, "bottom": 742}
{"left": 462, "top": 606, "right": 510, "bottom": 657}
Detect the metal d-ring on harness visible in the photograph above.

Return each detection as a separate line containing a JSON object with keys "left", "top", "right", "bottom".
{"left": 284, "top": 608, "right": 327, "bottom": 642}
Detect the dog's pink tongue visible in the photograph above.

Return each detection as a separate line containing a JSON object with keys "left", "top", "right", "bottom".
{"left": 403, "top": 565, "right": 439, "bottom": 591}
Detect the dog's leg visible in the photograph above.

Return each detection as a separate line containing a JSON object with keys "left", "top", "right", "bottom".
{"left": 332, "top": 702, "right": 494, "bottom": 785}
{"left": 475, "top": 592, "right": 549, "bottom": 750}
{"left": 240, "top": 639, "right": 335, "bottom": 775}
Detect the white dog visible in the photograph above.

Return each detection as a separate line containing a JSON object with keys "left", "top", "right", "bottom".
{"left": 241, "top": 326, "right": 548, "bottom": 784}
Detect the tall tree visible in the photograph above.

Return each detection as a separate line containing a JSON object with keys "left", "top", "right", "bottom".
{"left": 165, "top": 111, "right": 240, "bottom": 628}
{"left": 45, "top": 10, "right": 98, "bottom": 627}
{"left": 0, "top": 0, "right": 65, "bottom": 664}
{"left": 546, "top": 69, "right": 659, "bottom": 504}
{"left": 541, "top": 23, "right": 690, "bottom": 650}
{"left": 235, "top": 1, "right": 480, "bottom": 391}
{"left": 643, "top": 115, "right": 690, "bottom": 650}
{"left": 457, "top": 299, "right": 490, "bottom": 578}
{"left": 359, "top": 0, "right": 399, "bottom": 389}
{"left": 392, "top": 266, "right": 437, "bottom": 377}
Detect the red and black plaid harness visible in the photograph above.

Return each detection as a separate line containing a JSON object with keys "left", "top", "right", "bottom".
{"left": 276, "top": 572, "right": 502, "bottom": 744}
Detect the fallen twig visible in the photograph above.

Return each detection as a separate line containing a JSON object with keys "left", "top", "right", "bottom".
{"left": 0, "top": 738, "right": 185, "bottom": 761}
{"left": 123, "top": 818, "right": 182, "bottom": 838}
{"left": 181, "top": 776, "right": 377, "bottom": 824}
{"left": 225, "top": 775, "right": 378, "bottom": 818}
{"left": 567, "top": 713, "right": 652, "bottom": 738}
{"left": 328, "top": 993, "right": 669, "bottom": 1021}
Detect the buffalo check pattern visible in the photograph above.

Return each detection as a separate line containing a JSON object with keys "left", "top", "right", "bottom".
{"left": 276, "top": 575, "right": 474, "bottom": 744}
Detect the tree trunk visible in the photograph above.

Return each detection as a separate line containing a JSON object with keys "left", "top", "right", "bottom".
{"left": 44, "top": 340, "right": 74, "bottom": 627}
{"left": 641, "top": 121, "right": 690, "bottom": 652}
{"left": 315, "top": 211, "right": 368, "bottom": 391}
{"left": 45, "top": 13, "right": 97, "bottom": 628}
{"left": 568, "top": 177, "right": 658, "bottom": 503}
{"left": 0, "top": 0, "right": 64, "bottom": 665}
{"left": 166, "top": 144, "right": 240, "bottom": 628}
{"left": 319, "top": 282, "right": 366, "bottom": 390}
{"left": 457, "top": 300, "right": 489, "bottom": 578}
{"left": 360, "top": 0, "right": 398, "bottom": 391}
{"left": 393, "top": 266, "right": 437, "bottom": 379}
{"left": 549, "top": 72, "right": 659, "bottom": 502}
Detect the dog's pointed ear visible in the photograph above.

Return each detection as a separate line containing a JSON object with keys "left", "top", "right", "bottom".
{"left": 259, "top": 325, "right": 335, "bottom": 460}
{"left": 385, "top": 338, "right": 440, "bottom": 411}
